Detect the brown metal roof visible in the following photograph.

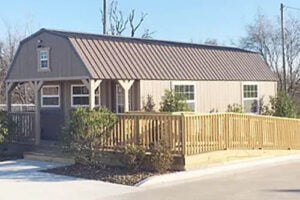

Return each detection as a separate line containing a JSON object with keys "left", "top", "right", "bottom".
{"left": 43, "top": 29, "right": 278, "bottom": 81}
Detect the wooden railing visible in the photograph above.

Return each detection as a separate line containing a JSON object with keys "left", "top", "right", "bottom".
{"left": 183, "top": 113, "right": 300, "bottom": 155}
{"left": 8, "top": 112, "right": 35, "bottom": 144}
{"left": 107, "top": 113, "right": 184, "bottom": 154}
{"left": 6, "top": 111, "right": 300, "bottom": 156}
{"left": 106, "top": 113, "right": 300, "bottom": 155}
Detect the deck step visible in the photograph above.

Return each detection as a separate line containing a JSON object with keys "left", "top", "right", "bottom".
{"left": 23, "top": 150, "right": 75, "bottom": 164}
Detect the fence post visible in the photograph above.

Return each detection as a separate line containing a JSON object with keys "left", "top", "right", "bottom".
{"left": 181, "top": 113, "right": 186, "bottom": 156}
{"left": 134, "top": 116, "right": 140, "bottom": 144}
{"left": 225, "top": 113, "right": 229, "bottom": 150}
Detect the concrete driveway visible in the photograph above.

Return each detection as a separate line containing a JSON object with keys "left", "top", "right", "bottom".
{"left": 0, "top": 159, "right": 133, "bottom": 200}
{"left": 2, "top": 157, "right": 300, "bottom": 200}
{"left": 107, "top": 158, "right": 300, "bottom": 200}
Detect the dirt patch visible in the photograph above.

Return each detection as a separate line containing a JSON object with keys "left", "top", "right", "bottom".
{"left": 43, "top": 163, "right": 161, "bottom": 186}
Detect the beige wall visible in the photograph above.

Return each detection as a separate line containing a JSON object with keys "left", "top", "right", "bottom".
{"left": 140, "top": 80, "right": 277, "bottom": 113}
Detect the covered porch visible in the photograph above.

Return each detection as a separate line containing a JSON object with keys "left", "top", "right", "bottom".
{"left": 5, "top": 79, "right": 140, "bottom": 145}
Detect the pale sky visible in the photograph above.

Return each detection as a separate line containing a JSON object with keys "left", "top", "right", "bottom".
{"left": 1, "top": 0, "right": 300, "bottom": 44}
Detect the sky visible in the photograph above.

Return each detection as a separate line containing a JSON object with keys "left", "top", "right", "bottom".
{"left": 1, "top": 0, "right": 300, "bottom": 45}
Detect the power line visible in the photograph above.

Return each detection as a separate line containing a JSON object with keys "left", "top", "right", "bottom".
{"left": 285, "top": 5, "right": 300, "bottom": 12}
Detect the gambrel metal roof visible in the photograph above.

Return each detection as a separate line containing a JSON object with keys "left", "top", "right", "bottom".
{"left": 16, "top": 29, "right": 279, "bottom": 81}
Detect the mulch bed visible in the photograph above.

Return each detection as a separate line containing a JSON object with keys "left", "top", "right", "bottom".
{"left": 43, "top": 164, "right": 160, "bottom": 186}
{"left": 0, "top": 153, "right": 23, "bottom": 162}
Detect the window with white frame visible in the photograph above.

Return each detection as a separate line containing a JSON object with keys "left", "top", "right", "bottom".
{"left": 173, "top": 83, "right": 195, "bottom": 111}
{"left": 243, "top": 84, "right": 259, "bottom": 113}
{"left": 41, "top": 85, "right": 60, "bottom": 107}
{"left": 38, "top": 49, "right": 50, "bottom": 70}
{"left": 71, "top": 85, "right": 100, "bottom": 107}
{"left": 115, "top": 84, "right": 132, "bottom": 113}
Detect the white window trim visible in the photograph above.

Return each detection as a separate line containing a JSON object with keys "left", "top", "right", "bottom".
{"left": 171, "top": 81, "right": 196, "bottom": 111}
{"left": 71, "top": 84, "right": 100, "bottom": 107}
{"left": 41, "top": 85, "right": 60, "bottom": 108}
{"left": 37, "top": 48, "right": 51, "bottom": 72}
{"left": 242, "top": 82, "right": 260, "bottom": 113}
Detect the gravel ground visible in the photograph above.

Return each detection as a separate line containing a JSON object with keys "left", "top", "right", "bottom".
{"left": 43, "top": 164, "right": 159, "bottom": 186}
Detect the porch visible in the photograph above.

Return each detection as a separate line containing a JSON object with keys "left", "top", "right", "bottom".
{"left": 5, "top": 79, "right": 140, "bottom": 144}
{"left": 6, "top": 111, "right": 300, "bottom": 156}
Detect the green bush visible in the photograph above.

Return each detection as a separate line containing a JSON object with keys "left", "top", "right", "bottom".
{"left": 123, "top": 144, "right": 146, "bottom": 172}
{"left": 262, "top": 92, "right": 298, "bottom": 118}
{"left": 226, "top": 104, "right": 244, "bottom": 113}
{"left": 160, "top": 90, "right": 191, "bottom": 112}
{"left": 0, "top": 111, "right": 9, "bottom": 144}
{"left": 149, "top": 139, "right": 173, "bottom": 173}
{"left": 143, "top": 94, "right": 156, "bottom": 112}
{"left": 60, "top": 107, "right": 117, "bottom": 165}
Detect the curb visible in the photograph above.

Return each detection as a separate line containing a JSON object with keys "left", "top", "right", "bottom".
{"left": 135, "top": 153, "right": 300, "bottom": 187}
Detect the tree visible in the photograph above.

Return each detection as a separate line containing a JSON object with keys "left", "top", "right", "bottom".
{"left": 160, "top": 90, "right": 191, "bottom": 112}
{"left": 100, "top": 0, "right": 154, "bottom": 38}
{"left": 262, "top": 92, "right": 298, "bottom": 118}
{"left": 226, "top": 104, "right": 244, "bottom": 113}
{"left": 204, "top": 38, "right": 218, "bottom": 45}
{"left": 240, "top": 12, "right": 300, "bottom": 95}
{"left": 143, "top": 94, "right": 156, "bottom": 112}
{"left": 0, "top": 21, "right": 34, "bottom": 104}
{"left": 60, "top": 107, "right": 118, "bottom": 164}
{"left": 0, "top": 111, "right": 9, "bottom": 143}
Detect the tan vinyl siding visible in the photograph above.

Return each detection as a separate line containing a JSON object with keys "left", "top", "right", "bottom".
{"left": 140, "top": 80, "right": 277, "bottom": 113}
{"left": 259, "top": 81, "right": 278, "bottom": 105}
{"left": 196, "top": 81, "right": 242, "bottom": 113}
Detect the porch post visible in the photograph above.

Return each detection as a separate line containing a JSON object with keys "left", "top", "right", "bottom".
{"left": 30, "top": 80, "right": 44, "bottom": 145}
{"left": 5, "top": 82, "right": 17, "bottom": 112}
{"left": 81, "top": 79, "right": 102, "bottom": 110}
{"left": 118, "top": 80, "right": 134, "bottom": 112}
{"left": 89, "top": 80, "right": 96, "bottom": 110}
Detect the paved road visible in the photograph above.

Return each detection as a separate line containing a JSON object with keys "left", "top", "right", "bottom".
{"left": 106, "top": 159, "right": 300, "bottom": 200}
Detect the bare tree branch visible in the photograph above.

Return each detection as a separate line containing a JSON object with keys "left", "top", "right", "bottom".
{"left": 100, "top": 0, "right": 153, "bottom": 38}
{"left": 240, "top": 13, "right": 300, "bottom": 96}
{"left": 128, "top": 10, "right": 147, "bottom": 37}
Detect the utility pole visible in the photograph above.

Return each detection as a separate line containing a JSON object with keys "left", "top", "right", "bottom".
{"left": 103, "top": 0, "right": 107, "bottom": 34}
{"left": 280, "top": 3, "right": 287, "bottom": 91}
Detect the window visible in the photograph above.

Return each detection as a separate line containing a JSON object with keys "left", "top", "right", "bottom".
{"left": 38, "top": 49, "right": 50, "bottom": 71}
{"left": 173, "top": 82, "right": 195, "bottom": 111}
{"left": 243, "top": 84, "right": 259, "bottom": 113}
{"left": 71, "top": 85, "right": 100, "bottom": 107}
{"left": 115, "top": 84, "right": 132, "bottom": 113}
{"left": 116, "top": 84, "right": 124, "bottom": 113}
{"left": 41, "top": 85, "right": 60, "bottom": 107}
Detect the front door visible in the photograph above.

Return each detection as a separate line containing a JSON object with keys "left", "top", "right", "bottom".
{"left": 41, "top": 109, "right": 64, "bottom": 140}
{"left": 40, "top": 85, "right": 64, "bottom": 141}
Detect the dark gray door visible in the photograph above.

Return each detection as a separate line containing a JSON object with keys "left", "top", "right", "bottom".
{"left": 40, "top": 109, "right": 64, "bottom": 141}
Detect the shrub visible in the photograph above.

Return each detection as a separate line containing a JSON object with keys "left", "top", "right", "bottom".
{"left": 60, "top": 107, "right": 117, "bottom": 165}
{"left": 143, "top": 94, "right": 156, "bottom": 112}
{"left": 226, "top": 104, "right": 244, "bottom": 113}
{"left": 149, "top": 139, "right": 173, "bottom": 173}
{"left": 261, "top": 92, "right": 298, "bottom": 118}
{"left": 123, "top": 144, "right": 146, "bottom": 172}
{"left": 160, "top": 90, "right": 191, "bottom": 112}
{"left": 0, "top": 111, "right": 9, "bottom": 144}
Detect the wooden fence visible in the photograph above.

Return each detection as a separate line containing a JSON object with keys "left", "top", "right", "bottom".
{"left": 106, "top": 113, "right": 300, "bottom": 155}
{"left": 8, "top": 112, "right": 35, "bottom": 144}
{"left": 106, "top": 113, "right": 184, "bottom": 154}
{"left": 183, "top": 113, "right": 300, "bottom": 155}
{"left": 7, "top": 112, "right": 300, "bottom": 155}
